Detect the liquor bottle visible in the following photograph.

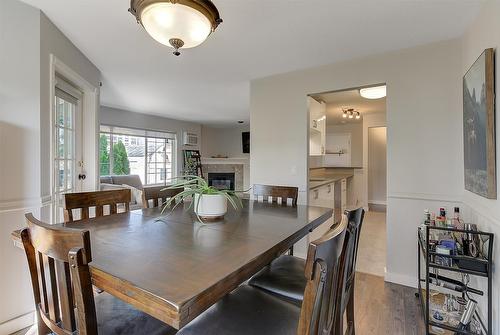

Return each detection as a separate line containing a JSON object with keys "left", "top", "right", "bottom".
{"left": 453, "top": 207, "right": 462, "bottom": 228}
{"left": 454, "top": 300, "right": 476, "bottom": 334}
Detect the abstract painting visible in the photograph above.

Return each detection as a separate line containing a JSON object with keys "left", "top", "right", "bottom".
{"left": 463, "top": 48, "right": 496, "bottom": 199}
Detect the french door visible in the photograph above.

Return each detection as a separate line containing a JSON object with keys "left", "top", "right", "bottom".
{"left": 53, "top": 76, "right": 83, "bottom": 222}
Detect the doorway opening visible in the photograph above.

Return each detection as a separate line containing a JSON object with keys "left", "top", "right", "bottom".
{"left": 306, "top": 84, "right": 387, "bottom": 278}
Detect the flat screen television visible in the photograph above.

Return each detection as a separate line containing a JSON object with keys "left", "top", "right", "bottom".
{"left": 242, "top": 132, "right": 250, "bottom": 153}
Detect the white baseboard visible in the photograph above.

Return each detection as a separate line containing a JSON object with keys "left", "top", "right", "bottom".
{"left": 368, "top": 200, "right": 387, "bottom": 206}
{"left": 384, "top": 272, "right": 417, "bottom": 289}
{"left": 0, "top": 311, "right": 35, "bottom": 335}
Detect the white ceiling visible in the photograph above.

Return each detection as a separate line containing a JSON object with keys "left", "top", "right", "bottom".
{"left": 22, "top": 0, "right": 484, "bottom": 125}
{"left": 314, "top": 89, "right": 386, "bottom": 125}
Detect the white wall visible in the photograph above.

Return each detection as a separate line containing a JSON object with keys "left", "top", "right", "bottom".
{"left": 326, "top": 123, "right": 363, "bottom": 166}
{"left": 368, "top": 127, "right": 387, "bottom": 205}
{"left": 100, "top": 106, "right": 202, "bottom": 175}
{"left": 460, "top": 1, "right": 500, "bottom": 331}
{"left": 251, "top": 39, "right": 463, "bottom": 284}
{"left": 201, "top": 125, "right": 250, "bottom": 158}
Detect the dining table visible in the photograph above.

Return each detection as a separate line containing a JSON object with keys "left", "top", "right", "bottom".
{"left": 12, "top": 199, "right": 333, "bottom": 330}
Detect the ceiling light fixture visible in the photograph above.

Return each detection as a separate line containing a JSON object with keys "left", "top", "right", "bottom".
{"left": 342, "top": 110, "right": 348, "bottom": 118}
{"left": 129, "top": 0, "right": 222, "bottom": 56}
{"left": 359, "top": 85, "right": 386, "bottom": 99}
{"left": 355, "top": 112, "right": 361, "bottom": 119}
{"left": 348, "top": 110, "right": 354, "bottom": 119}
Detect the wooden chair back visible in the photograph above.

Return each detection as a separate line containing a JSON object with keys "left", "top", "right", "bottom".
{"left": 297, "top": 215, "right": 348, "bottom": 335}
{"left": 335, "top": 207, "right": 365, "bottom": 334}
{"left": 63, "top": 189, "right": 131, "bottom": 222}
{"left": 253, "top": 184, "right": 298, "bottom": 206}
{"left": 142, "top": 186, "right": 182, "bottom": 208}
{"left": 21, "top": 213, "right": 97, "bottom": 335}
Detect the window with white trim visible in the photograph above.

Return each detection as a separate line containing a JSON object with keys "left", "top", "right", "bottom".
{"left": 99, "top": 125, "right": 176, "bottom": 185}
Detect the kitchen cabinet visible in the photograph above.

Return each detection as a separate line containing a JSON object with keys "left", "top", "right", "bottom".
{"left": 309, "top": 97, "right": 326, "bottom": 156}
{"left": 309, "top": 178, "right": 348, "bottom": 242}
{"left": 309, "top": 182, "right": 335, "bottom": 242}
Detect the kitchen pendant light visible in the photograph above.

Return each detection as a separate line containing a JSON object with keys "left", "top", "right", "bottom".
{"left": 129, "top": 0, "right": 222, "bottom": 56}
{"left": 359, "top": 85, "right": 386, "bottom": 99}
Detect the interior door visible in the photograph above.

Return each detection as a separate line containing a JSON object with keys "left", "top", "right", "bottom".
{"left": 53, "top": 76, "right": 83, "bottom": 222}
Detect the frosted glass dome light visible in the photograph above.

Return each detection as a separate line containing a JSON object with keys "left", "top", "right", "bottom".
{"left": 130, "top": 0, "right": 222, "bottom": 56}
{"left": 359, "top": 85, "right": 386, "bottom": 99}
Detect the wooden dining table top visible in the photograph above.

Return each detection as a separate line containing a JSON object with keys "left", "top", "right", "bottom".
{"left": 12, "top": 199, "right": 332, "bottom": 329}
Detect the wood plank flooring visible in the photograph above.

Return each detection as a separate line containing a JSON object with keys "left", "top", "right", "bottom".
{"left": 354, "top": 272, "right": 425, "bottom": 335}
{"left": 11, "top": 272, "right": 424, "bottom": 335}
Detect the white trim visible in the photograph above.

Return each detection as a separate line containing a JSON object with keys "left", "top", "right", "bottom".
{"left": 0, "top": 195, "right": 52, "bottom": 213}
{"left": 388, "top": 192, "right": 463, "bottom": 203}
{"left": 49, "top": 54, "right": 99, "bottom": 198}
{"left": 368, "top": 200, "right": 387, "bottom": 205}
{"left": 0, "top": 311, "right": 35, "bottom": 335}
{"left": 384, "top": 271, "right": 417, "bottom": 288}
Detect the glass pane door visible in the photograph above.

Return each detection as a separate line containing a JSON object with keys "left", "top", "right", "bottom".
{"left": 53, "top": 85, "right": 82, "bottom": 222}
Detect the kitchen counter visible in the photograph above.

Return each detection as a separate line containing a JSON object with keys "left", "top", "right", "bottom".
{"left": 309, "top": 172, "right": 353, "bottom": 190}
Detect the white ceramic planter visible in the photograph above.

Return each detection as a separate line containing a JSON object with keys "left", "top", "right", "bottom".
{"left": 194, "top": 194, "right": 227, "bottom": 219}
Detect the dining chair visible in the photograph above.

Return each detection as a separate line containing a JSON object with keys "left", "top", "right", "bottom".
{"left": 253, "top": 184, "right": 299, "bottom": 255}
{"left": 63, "top": 189, "right": 131, "bottom": 222}
{"left": 177, "top": 215, "right": 348, "bottom": 335}
{"left": 253, "top": 184, "right": 299, "bottom": 206}
{"left": 20, "top": 213, "right": 177, "bottom": 335}
{"left": 248, "top": 207, "right": 365, "bottom": 335}
{"left": 142, "top": 185, "right": 182, "bottom": 209}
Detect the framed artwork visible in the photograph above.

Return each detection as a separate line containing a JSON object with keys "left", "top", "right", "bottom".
{"left": 463, "top": 48, "right": 496, "bottom": 199}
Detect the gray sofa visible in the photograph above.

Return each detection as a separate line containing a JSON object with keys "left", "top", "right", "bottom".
{"left": 100, "top": 175, "right": 144, "bottom": 210}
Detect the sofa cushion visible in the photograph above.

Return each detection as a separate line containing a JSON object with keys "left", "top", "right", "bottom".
{"left": 121, "top": 184, "right": 143, "bottom": 208}
{"left": 100, "top": 183, "right": 126, "bottom": 192}
{"left": 111, "top": 175, "right": 143, "bottom": 190}
{"left": 100, "top": 176, "right": 113, "bottom": 184}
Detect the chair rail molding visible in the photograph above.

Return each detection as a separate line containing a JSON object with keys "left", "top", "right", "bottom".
{"left": 0, "top": 195, "right": 52, "bottom": 213}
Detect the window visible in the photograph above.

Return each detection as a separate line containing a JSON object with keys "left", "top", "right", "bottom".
{"left": 99, "top": 125, "right": 176, "bottom": 185}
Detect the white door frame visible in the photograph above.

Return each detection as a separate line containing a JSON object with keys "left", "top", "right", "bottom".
{"left": 49, "top": 54, "right": 99, "bottom": 199}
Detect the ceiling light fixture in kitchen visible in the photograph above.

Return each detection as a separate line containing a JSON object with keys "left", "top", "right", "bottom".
{"left": 359, "top": 85, "right": 386, "bottom": 99}
{"left": 129, "top": 0, "right": 222, "bottom": 56}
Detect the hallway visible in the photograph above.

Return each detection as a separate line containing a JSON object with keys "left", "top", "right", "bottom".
{"left": 356, "top": 210, "right": 387, "bottom": 277}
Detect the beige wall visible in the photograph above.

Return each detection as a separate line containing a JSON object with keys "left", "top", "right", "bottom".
{"left": 39, "top": 11, "right": 101, "bottom": 198}
{"left": 251, "top": 38, "right": 463, "bottom": 285}
{"left": 460, "top": 1, "right": 500, "bottom": 331}
{"left": 326, "top": 123, "right": 363, "bottom": 167}
{"left": 201, "top": 125, "right": 250, "bottom": 158}
{"left": 368, "top": 127, "right": 387, "bottom": 204}
{"left": 0, "top": 2, "right": 101, "bottom": 332}
{"left": 0, "top": 1, "right": 41, "bottom": 332}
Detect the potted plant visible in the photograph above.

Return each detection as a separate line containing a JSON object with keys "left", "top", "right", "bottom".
{"left": 161, "top": 176, "right": 243, "bottom": 222}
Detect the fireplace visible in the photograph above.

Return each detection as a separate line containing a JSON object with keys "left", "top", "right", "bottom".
{"left": 208, "top": 173, "right": 235, "bottom": 191}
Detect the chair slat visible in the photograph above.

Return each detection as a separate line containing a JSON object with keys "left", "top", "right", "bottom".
{"left": 95, "top": 205, "right": 103, "bottom": 217}
{"left": 43, "top": 255, "right": 60, "bottom": 322}
{"left": 56, "top": 260, "right": 76, "bottom": 331}
{"left": 36, "top": 251, "right": 49, "bottom": 314}
{"left": 81, "top": 207, "right": 89, "bottom": 220}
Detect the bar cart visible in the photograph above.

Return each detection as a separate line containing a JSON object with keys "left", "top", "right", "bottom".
{"left": 417, "top": 225, "right": 493, "bottom": 334}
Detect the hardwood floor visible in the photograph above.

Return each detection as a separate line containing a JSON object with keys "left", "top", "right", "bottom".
{"left": 354, "top": 272, "right": 425, "bottom": 335}
{"left": 11, "top": 273, "right": 424, "bottom": 335}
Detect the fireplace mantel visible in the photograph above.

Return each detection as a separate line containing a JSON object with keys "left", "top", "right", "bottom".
{"left": 201, "top": 157, "right": 249, "bottom": 190}
{"left": 201, "top": 157, "right": 249, "bottom": 165}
